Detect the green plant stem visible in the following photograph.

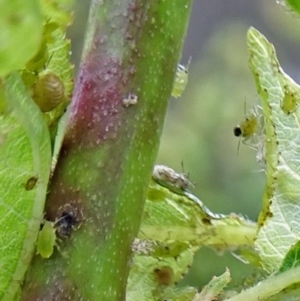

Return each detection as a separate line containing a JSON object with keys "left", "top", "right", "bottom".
{"left": 226, "top": 266, "right": 300, "bottom": 301}
{"left": 20, "top": 0, "right": 193, "bottom": 300}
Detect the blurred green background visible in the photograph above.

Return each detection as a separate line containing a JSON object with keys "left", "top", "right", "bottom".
{"left": 67, "top": 0, "right": 300, "bottom": 290}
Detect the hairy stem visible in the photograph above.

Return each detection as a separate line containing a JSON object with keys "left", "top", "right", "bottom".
{"left": 21, "top": 0, "right": 193, "bottom": 300}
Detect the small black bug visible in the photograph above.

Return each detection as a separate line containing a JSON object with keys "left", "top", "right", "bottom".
{"left": 55, "top": 204, "right": 84, "bottom": 238}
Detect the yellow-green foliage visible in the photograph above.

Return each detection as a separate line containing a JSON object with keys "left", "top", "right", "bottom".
{"left": 20, "top": 6, "right": 74, "bottom": 132}
{"left": 248, "top": 27, "right": 300, "bottom": 273}
{"left": 0, "top": 1, "right": 73, "bottom": 299}
{"left": 0, "top": 0, "right": 43, "bottom": 76}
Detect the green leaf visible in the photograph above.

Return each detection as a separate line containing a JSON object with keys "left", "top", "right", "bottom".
{"left": 0, "top": 73, "right": 51, "bottom": 300}
{"left": 279, "top": 241, "right": 300, "bottom": 273}
{"left": 127, "top": 245, "right": 197, "bottom": 301}
{"left": 224, "top": 266, "right": 300, "bottom": 301}
{"left": 140, "top": 177, "right": 257, "bottom": 249}
{"left": 127, "top": 164, "right": 256, "bottom": 300}
{"left": 39, "top": 0, "right": 73, "bottom": 26}
{"left": 285, "top": 0, "right": 300, "bottom": 14}
{"left": 0, "top": 0, "right": 43, "bottom": 76}
{"left": 247, "top": 27, "right": 300, "bottom": 273}
{"left": 20, "top": 0, "right": 74, "bottom": 142}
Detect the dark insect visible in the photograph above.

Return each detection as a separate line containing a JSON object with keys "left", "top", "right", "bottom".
{"left": 25, "top": 176, "right": 38, "bottom": 190}
{"left": 32, "top": 72, "right": 64, "bottom": 112}
{"left": 55, "top": 204, "right": 84, "bottom": 238}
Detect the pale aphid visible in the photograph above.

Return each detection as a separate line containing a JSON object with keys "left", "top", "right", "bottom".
{"left": 36, "top": 221, "right": 57, "bottom": 259}
{"left": 171, "top": 57, "right": 192, "bottom": 98}
{"left": 234, "top": 104, "right": 269, "bottom": 168}
{"left": 281, "top": 88, "right": 298, "bottom": 115}
{"left": 36, "top": 204, "right": 83, "bottom": 258}
{"left": 32, "top": 72, "right": 65, "bottom": 112}
{"left": 233, "top": 105, "right": 262, "bottom": 145}
{"left": 152, "top": 164, "right": 193, "bottom": 191}
{"left": 234, "top": 112, "right": 258, "bottom": 140}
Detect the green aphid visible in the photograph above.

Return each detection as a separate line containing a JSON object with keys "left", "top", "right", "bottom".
{"left": 36, "top": 204, "right": 83, "bottom": 258}
{"left": 233, "top": 113, "right": 259, "bottom": 140}
{"left": 233, "top": 105, "right": 261, "bottom": 143}
{"left": 36, "top": 221, "right": 58, "bottom": 259}
{"left": 171, "top": 57, "right": 191, "bottom": 98}
{"left": 281, "top": 89, "right": 298, "bottom": 115}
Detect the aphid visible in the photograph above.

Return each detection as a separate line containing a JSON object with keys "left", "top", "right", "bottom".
{"left": 36, "top": 220, "right": 58, "bottom": 259}
{"left": 25, "top": 176, "right": 38, "bottom": 190}
{"left": 233, "top": 113, "right": 258, "bottom": 140}
{"left": 233, "top": 104, "right": 268, "bottom": 162}
{"left": 154, "top": 266, "right": 174, "bottom": 286}
{"left": 281, "top": 86, "right": 299, "bottom": 114}
{"left": 152, "top": 164, "right": 193, "bottom": 191}
{"left": 171, "top": 57, "right": 192, "bottom": 98}
{"left": 36, "top": 204, "right": 83, "bottom": 258}
{"left": 122, "top": 93, "right": 138, "bottom": 107}
{"left": 32, "top": 72, "right": 64, "bottom": 112}
{"left": 233, "top": 105, "right": 262, "bottom": 144}
{"left": 55, "top": 203, "right": 84, "bottom": 238}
